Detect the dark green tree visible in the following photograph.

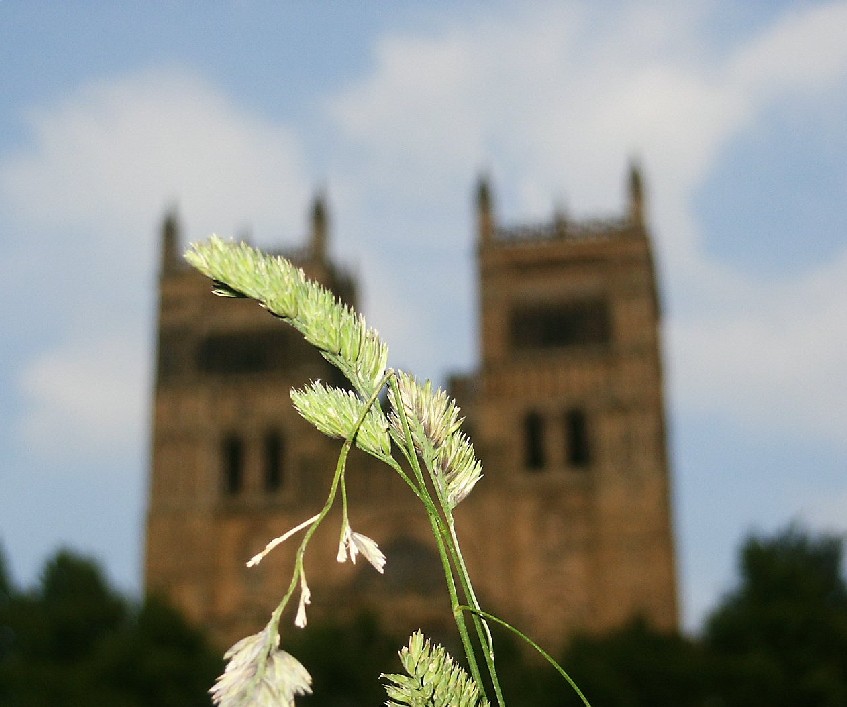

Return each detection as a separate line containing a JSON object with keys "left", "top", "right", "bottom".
{"left": 0, "top": 548, "right": 126, "bottom": 703}
{"left": 0, "top": 544, "right": 11, "bottom": 603}
{"left": 85, "top": 595, "right": 222, "bottom": 706}
{"left": 704, "top": 526, "right": 847, "bottom": 707}
{"left": 286, "top": 611, "right": 401, "bottom": 706}
{"left": 0, "top": 543, "right": 14, "bottom": 706}
{"left": 559, "top": 618, "right": 711, "bottom": 707}
{"left": 0, "top": 548, "right": 220, "bottom": 706}
{"left": 39, "top": 549, "right": 128, "bottom": 663}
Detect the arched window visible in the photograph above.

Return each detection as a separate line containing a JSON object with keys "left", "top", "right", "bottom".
{"left": 222, "top": 433, "right": 244, "bottom": 495}
{"left": 264, "top": 430, "right": 284, "bottom": 492}
{"left": 524, "top": 411, "right": 546, "bottom": 471}
{"left": 565, "top": 408, "right": 591, "bottom": 468}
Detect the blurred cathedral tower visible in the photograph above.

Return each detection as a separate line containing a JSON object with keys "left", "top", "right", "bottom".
{"left": 145, "top": 166, "right": 677, "bottom": 650}
{"left": 452, "top": 162, "right": 677, "bottom": 639}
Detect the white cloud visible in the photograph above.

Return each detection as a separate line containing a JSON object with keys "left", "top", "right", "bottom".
{"left": 2, "top": 66, "right": 314, "bottom": 463}
{"left": 731, "top": 1, "right": 847, "bottom": 99}
{"left": 327, "top": 1, "right": 847, "bottom": 451}
{"left": 329, "top": 2, "right": 744, "bottom": 219}
{"left": 668, "top": 248, "right": 847, "bottom": 449}
{"left": 17, "top": 332, "right": 148, "bottom": 463}
{"left": 1, "top": 66, "right": 311, "bottom": 255}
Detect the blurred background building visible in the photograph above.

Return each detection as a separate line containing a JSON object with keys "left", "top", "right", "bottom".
{"left": 145, "top": 165, "right": 677, "bottom": 649}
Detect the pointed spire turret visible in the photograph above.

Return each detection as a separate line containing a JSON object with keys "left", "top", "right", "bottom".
{"left": 310, "top": 190, "right": 328, "bottom": 262}
{"left": 628, "top": 159, "right": 645, "bottom": 226}
{"left": 476, "top": 174, "right": 495, "bottom": 245}
{"left": 161, "top": 207, "right": 180, "bottom": 275}
{"left": 553, "top": 198, "right": 568, "bottom": 235}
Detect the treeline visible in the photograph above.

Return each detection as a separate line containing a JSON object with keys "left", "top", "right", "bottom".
{"left": 0, "top": 550, "right": 220, "bottom": 706}
{"left": 499, "top": 526, "right": 847, "bottom": 706}
{"left": 2, "top": 526, "right": 846, "bottom": 705}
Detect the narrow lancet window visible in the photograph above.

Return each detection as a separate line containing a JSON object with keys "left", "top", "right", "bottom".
{"left": 264, "top": 430, "right": 284, "bottom": 492}
{"left": 524, "top": 411, "right": 546, "bottom": 471}
{"left": 565, "top": 408, "right": 591, "bottom": 468}
{"left": 222, "top": 434, "right": 244, "bottom": 495}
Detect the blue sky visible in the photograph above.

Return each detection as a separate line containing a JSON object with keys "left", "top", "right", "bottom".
{"left": 1, "top": 1, "right": 845, "bottom": 633}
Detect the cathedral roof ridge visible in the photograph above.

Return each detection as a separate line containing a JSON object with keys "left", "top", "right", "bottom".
{"left": 494, "top": 215, "right": 630, "bottom": 244}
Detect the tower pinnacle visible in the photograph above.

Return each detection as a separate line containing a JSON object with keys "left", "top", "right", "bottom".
{"left": 160, "top": 207, "right": 180, "bottom": 275}
{"left": 310, "top": 191, "right": 328, "bottom": 262}
{"left": 476, "top": 175, "right": 495, "bottom": 245}
{"left": 628, "top": 159, "right": 645, "bottom": 226}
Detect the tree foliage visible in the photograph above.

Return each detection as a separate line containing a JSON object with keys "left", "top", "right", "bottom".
{"left": 562, "top": 618, "right": 711, "bottom": 707}
{"left": 0, "top": 544, "right": 11, "bottom": 602}
{"left": 3, "top": 525, "right": 844, "bottom": 704}
{"left": 498, "top": 525, "right": 847, "bottom": 707}
{"left": 0, "top": 548, "right": 220, "bottom": 706}
{"left": 703, "top": 526, "right": 847, "bottom": 706}
{"left": 286, "top": 612, "right": 401, "bottom": 706}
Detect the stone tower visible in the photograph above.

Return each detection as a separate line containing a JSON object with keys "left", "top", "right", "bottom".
{"left": 452, "top": 163, "right": 677, "bottom": 643}
{"left": 145, "top": 169, "right": 677, "bottom": 651}
{"left": 145, "top": 195, "right": 365, "bottom": 646}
